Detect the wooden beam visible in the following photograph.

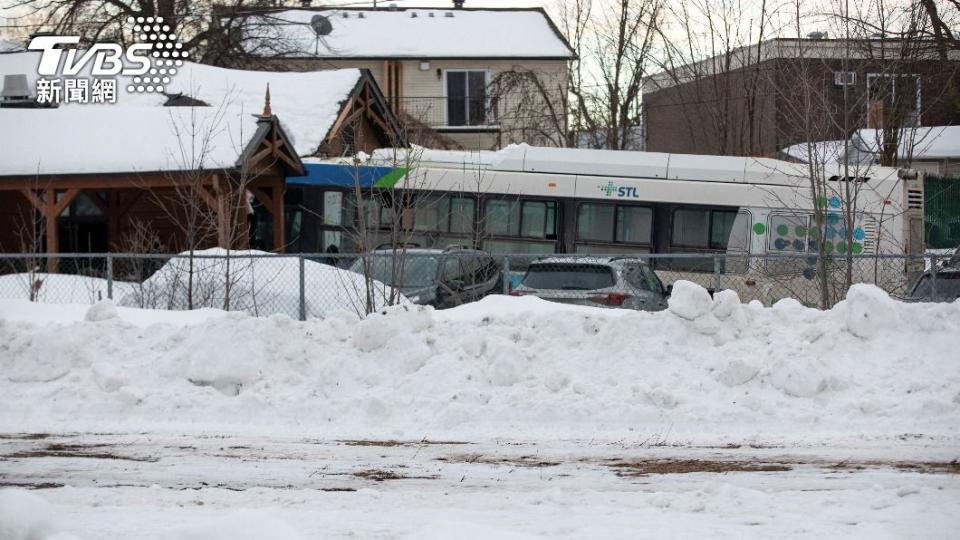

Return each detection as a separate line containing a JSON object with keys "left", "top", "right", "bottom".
{"left": 53, "top": 188, "right": 80, "bottom": 218}
{"left": 249, "top": 186, "right": 274, "bottom": 210}
{"left": 272, "top": 179, "right": 284, "bottom": 253}
{"left": 0, "top": 172, "right": 236, "bottom": 192}
{"left": 44, "top": 188, "right": 58, "bottom": 272}
{"left": 18, "top": 188, "right": 44, "bottom": 211}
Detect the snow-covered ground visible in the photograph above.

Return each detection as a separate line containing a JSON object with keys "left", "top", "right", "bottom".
{"left": 1, "top": 282, "right": 958, "bottom": 538}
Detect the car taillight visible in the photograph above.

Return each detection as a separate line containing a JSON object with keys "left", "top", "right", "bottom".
{"left": 588, "top": 293, "right": 629, "bottom": 306}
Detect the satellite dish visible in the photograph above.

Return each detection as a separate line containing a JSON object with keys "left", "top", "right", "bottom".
{"left": 310, "top": 14, "right": 333, "bottom": 36}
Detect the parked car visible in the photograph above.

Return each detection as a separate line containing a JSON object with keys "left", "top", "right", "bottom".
{"left": 347, "top": 246, "right": 502, "bottom": 309}
{"left": 906, "top": 258, "right": 960, "bottom": 303}
{"left": 511, "top": 256, "right": 669, "bottom": 311}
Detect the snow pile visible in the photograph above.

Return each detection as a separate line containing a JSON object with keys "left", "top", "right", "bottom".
{"left": 116, "top": 248, "right": 403, "bottom": 319}
{"left": 1, "top": 282, "right": 958, "bottom": 443}
{"left": 0, "top": 488, "right": 79, "bottom": 540}
{"left": 0, "top": 273, "right": 131, "bottom": 305}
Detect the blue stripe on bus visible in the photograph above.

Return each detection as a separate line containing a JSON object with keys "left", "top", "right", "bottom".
{"left": 287, "top": 163, "right": 396, "bottom": 188}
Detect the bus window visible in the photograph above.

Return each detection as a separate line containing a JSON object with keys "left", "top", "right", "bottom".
{"left": 486, "top": 200, "right": 520, "bottom": 236}
{"left": 669, "top": 208, "right": 750, "bottom": 273}
{"left": 576, "top": 203, "right": 652, "bottom": 250}
{"left": 520, "top": 201, "right": 558, "bottom": 239}
{"left": 450, "top": 197, "right": 476, "bottom": 234}
{"left": 671, "top": 209, "right": 749, "bottom": 252}
{"left": 577, "top": 203, "right": 616, "bottom": 242}
{"left": 414, "top": 196, "right": 450, "bottom": 232}
{"left": 615, "top": 207, "right": 653, "bottom": 244}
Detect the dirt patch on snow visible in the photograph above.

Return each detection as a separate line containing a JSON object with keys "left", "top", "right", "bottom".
{"left": 608, "top": 459, "right": 792, "bottom": 476}
{"left": 3, "top": 442, "right": 158, "bottom": 463}
{"left": 339, "top": 439, "right": 471, "bottom": 447}
{"left": 351, "top": 469, "right": 439, "bottom": 482}
{"left": 436, "top": 453, "right": 560, "bottom": 468}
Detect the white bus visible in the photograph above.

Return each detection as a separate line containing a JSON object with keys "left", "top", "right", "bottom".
{"left": 285, "top": 145, "right": 924, "bottom": 301}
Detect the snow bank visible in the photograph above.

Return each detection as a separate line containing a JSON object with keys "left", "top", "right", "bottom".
{"left": 1, "top": 283, "right": 958, "bottom": 443}
{"left": 116, "top": 248, "right": 403, "bottom": 319}
{"left": 0, "top": 488, "right": 78, "bottom": 540}
{"left": 0, "top": 273, "right": 132, "bottom": 305}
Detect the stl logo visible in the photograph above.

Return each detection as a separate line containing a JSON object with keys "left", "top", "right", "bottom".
{"left": 599, "top": 181, "right": 616, "bottom": 196}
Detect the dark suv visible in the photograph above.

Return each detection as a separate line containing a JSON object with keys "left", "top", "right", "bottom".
{"left": 347, "top": 246, "right": 502, "bottom": 308}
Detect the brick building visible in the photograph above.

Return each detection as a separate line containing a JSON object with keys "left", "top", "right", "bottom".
{"left": 642, "top": 38, "right": 960, "bottom": 158}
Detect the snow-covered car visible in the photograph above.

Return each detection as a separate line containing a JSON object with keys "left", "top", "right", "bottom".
{"left": 118, "top": 248, "right": 403, "bottom": 318}
{"left": 510, "top": 256, "right": 669, "bottom": 311}
{"left": 347, "top": 246, "right": 501, "bottom": 309}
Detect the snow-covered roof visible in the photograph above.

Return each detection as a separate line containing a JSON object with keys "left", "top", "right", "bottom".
{"left": 0, "top": 39, "right": 24, "bottom": 53}
{"left": 0, "top": 52, "right": 363, "bottom": 176}
{"left": 783, "top": 127, "right": 960, "bottom": 167}
{"left": 854, "top": 127, "right": 960, "bottom": 160}
{"left": 237, "top": 8, "right": 574, "bottom": 59}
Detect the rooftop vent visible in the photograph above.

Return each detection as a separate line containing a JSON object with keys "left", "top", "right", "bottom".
{"left": 358, "top": 12, "right": 365, "bottom": 18}
{"left": 342, "top": 12, "right": 349, "bottom": 18}
{"left": 300, "top": 0, "right": 311, "bottom": 7}
{"left": 454, "top": 0, "right": 465, "bottom": 8}
{"left": 445, "top": 11, "right": 454, "bottom": 18}
{"left": 428, "top": 12, "right": 435, "bottom": 17}
{"left": 1, "top": 74, "right": 29, "bottom": 99}
{"left": 1, "top": 74, "right": 43, "bottom": 108}
{"left": 807, "top": 31, "right": 828, "bottom": 39}
{"left": 411, "top": 11, "right": 417, "bottom": 18}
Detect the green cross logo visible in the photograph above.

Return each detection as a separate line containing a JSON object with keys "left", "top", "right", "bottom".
{"left": 598, "top": 181, "right": 616, "bottom": 196}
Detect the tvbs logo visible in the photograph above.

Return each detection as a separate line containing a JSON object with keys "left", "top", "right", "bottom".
{"left": 30, "top": 36, "right": 152, "bottom": 77}
{"left": 598, "top": 181, "right": 640, "bottom": 198}
{"left": 27, "top": 16, "right": 185, "bottom": 104}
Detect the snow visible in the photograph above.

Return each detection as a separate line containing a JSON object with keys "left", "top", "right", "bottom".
{"left": 0, "top": 299, "right": 226, "bottom": 327}
{"left": 241, "top": 9, "right": 573, "bottom": 59}
{"left": 0, "top": 52, "right": 361, "bottom": 176}
{"left": 1, "top": 283, "right": 958, "bottom": 538}
{"left": 115, "top": 248, "right": 403, "bottom": 319}
{"left": 0, "top": 488, "right": 61, "bottom": 540}
{"left": 0, "top": 39, "right": 24, "bottom": 53}
{"left": 855, "top": 126, "right": 960, "bottom": 160}
{"left": 0, "top": 273, "right": 131, "bottom": 304}
{"left": 1, "top": 282, "right": 958, "bottom": 443}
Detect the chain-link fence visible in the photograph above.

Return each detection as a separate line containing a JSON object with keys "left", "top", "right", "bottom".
{"left": 0, "top": 251, "right": 955, "bottom": 319}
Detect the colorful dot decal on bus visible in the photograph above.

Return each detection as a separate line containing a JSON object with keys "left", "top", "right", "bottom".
{"left": 776, "top": 224, "right": 789, "bottom": 236}
{"left": 829, "top": 196, "right": 842, "bottom": 209}
{"left": 753, "top": 223, "right": 766, "bottom": 235}
{"left": 852, "top": 243, "right": 864, "bottom": 254}
{"left": 816, "top": 196, "right": 828, "bottom": 209}
{"left": 853, "top": 228, "right": 865, "bottom": 241}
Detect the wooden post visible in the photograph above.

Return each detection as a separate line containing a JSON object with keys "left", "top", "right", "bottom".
{"left": 272, "top": 179, "right": 285, "bottom": 253}
{"left": 44, "top": 188, "right": 58, "bottom": 272}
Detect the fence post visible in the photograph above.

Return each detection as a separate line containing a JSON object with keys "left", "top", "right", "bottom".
{"left": 713, "top": 255, "right": 722, "bottom": 294}
{"left": 502, "top": 256, "right": 510, "bottom": 294}
{"left": 298, "top": 255, "right": 306, "bottom": 321}
{"left": 106, "top": 253, "right": 114, "bottom": 300}
{"left": 930, "top": 254, "right": 938, "bottom": 299}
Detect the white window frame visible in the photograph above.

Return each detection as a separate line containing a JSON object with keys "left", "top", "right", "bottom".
{"left": 442, "top": 69, "right": 493, "bottom": 128}
{"left": 865, "top": 73, "right": 921, "bottom": 128}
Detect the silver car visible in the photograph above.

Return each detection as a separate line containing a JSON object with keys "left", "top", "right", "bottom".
{"left": 511, "top": 256, "right": 669, "bottom": 311}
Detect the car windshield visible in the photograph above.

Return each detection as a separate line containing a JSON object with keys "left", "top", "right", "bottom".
{"left": 349, "top": 255, "right": 439, "bottom": 288}
{"left": 522, "top": 263, "right": 616, "bottom": 290}
{"left": 910, "top": 273, "right": 960, "bottom": 301}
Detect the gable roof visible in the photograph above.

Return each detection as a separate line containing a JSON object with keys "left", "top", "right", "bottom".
{"left": 0, "top": 52, "right": 384, "bottom": 176}
{"left": 231, "top": 7, "right": 575, "bottom": 59}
